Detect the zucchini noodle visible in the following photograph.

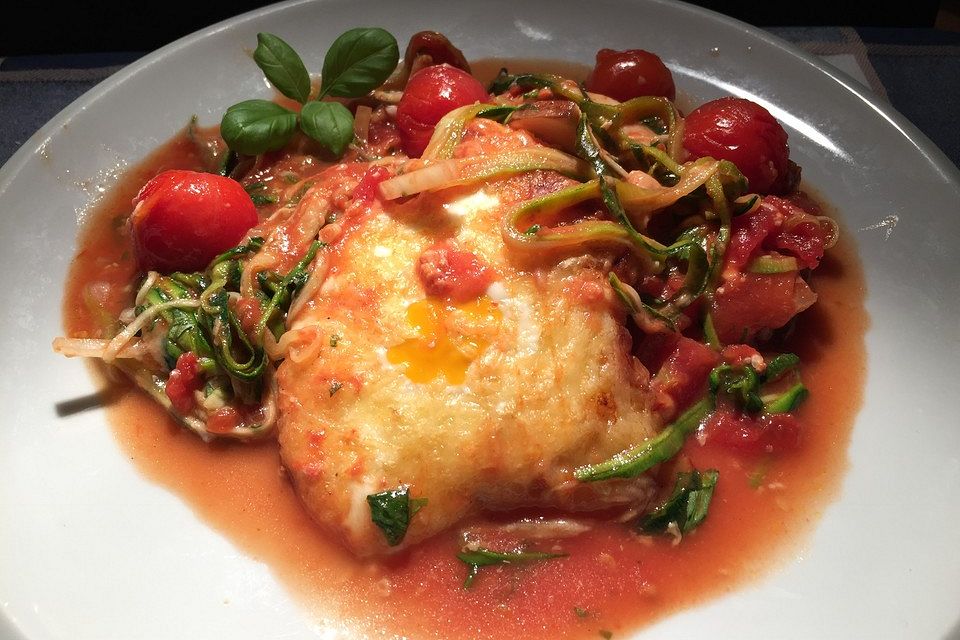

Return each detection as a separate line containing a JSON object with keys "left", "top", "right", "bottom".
{"left": 102, "top": 299, "right": 201, "bottom": 363}
{"left": 379, "top": 148, "right": 589, "bottom": 199}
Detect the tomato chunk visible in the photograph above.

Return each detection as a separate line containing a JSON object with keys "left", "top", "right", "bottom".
{"left": 641, "top": 334, "right": 719, "bottom": 419}
{"left": 711, "top": 273, "right": 815, "bottom": 344}
{"left": 131, "top": 170, "right": 258, "bottom": 273}
{"left": 702, "top": 409, "right": 802, "bottom": 455}
{"left": 683, "top": 97, "right": 793, "bottom": 194}
{"left": 396, "top": 64, "right": 489, "bottom": 157}
{"left": 353, "top": 166, "right": 392, "bottom": 205}
{"left": 206, "top": 407, "right": 241, "bottom": 435}
{"left": 165, "top": 352, "right": 202, "bottom": 414}
{"left": 584, "top": 48, "right": 676, "bottom": 101}
{"left": 417, "top": 245, "right": 493, "bottom": 302}
{"left": 724, "top": 196, "right": 829, "bottom": 274}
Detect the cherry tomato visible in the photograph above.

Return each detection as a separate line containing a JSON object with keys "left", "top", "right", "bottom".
{"left": 682, "top": 97, "right": 791, "bottom": 194}
{"left": 396, "top": 64, "right": 489, "bottom": 157}
{"left": 417, "top": 245, "right": 493, "bottom": 302}
{"left": 131, "top": 169, "right": 258, "bottom": 273}
{"left": 584, "top": 48, "right": 676, "bottom": 101}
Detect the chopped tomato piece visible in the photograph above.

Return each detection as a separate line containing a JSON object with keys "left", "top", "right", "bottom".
{"left": 235, "top": 296, "right": 263, "bottom": 335}
{"left": 725, "top": 204, "right": 781, "bottom": 273}
{"left": 417, "top": 245, "right": 493, "bottom": 302}
{"left": 702, "top": 409, "right": 802, "bottom": 455}
{"left": 353, "top": 166, "right": 392, "bottom": 205}
{"left": 720, "top": 344, "right": 764, "bottom": 371}
{"left": 642, "top": 335, "right": 719, "bottom": 419}
{"left": 165, "top": 352, "right": 202, "bottom": 414}
{"left": 725, "top": 196, "right": 829, "bottom": 274}
{"left": 768, "top": 217, "right": 828, "bottom": 270}
{"left": 206, "top": 407, "right": 240, "bottom": 435}
{"left": 710, "top": 272, "right": 814, "bottom": 344}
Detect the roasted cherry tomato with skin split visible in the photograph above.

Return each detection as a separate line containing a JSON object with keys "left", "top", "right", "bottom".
{"left": 396, "top": 64, "right": 489, "bottom": 157}
{"left": 584, "top": 48, "right": 676, "bottom": 101}
{"left": 131, "top": 169, "right": 258, "bottom": 273}
{"left": 682, "top": 97, "right": 792, "bottom": 195}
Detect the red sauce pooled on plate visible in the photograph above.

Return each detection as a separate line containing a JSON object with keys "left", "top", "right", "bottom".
{"left": 63, "top": 124, "right": 867, "bottom": 639}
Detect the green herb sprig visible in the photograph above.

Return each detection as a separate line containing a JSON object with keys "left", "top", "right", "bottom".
{"left": 638, "top": 469, "right": 719, "bottom": 535}
{"left": 221, "top": 29, "right": 398, "bottom": 157}
{"left": 366, "top": 486, "right": 427, "bottom": 546}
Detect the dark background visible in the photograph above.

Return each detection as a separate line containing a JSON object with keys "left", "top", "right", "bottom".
{"left": 0, "top": 0, "right": 952, "bottom": 55}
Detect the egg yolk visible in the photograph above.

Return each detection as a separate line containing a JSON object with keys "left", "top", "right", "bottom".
{"left": 387, "top": 297, "right": 501, "bottom": 384}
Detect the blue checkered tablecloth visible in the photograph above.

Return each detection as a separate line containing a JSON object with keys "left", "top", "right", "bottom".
{"left": 2, "top": 27, "right": 958, "bottom": 168}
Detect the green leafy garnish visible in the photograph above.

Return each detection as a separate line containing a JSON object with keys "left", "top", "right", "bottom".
{"left": 300, "top": 101, "right": 355, "bottom": 156}
{"left": 366, "top": 486, "right": 427, "bottom": 546}
{"left": 221, "top": 28, "right": 398, "bottom": 159}
{"left": 638, "top": 469, "right": 719, "bottom": 534}
{"left": 253, "top": 32, "right": 312, "bottom": 103}
{"left": 320, "top": 27, "right": 400, "bottom": 97}
{"left": 221, "top": 100, "right": 299, "bottom": 155}
{"left": 457, "top": 548, "right": 566, "bottom": 588}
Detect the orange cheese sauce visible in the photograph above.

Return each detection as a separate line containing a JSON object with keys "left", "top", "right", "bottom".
{"left": 63, "top": 130, "right": 867, "bottom": 638}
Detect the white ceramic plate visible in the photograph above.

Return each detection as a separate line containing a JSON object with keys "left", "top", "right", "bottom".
{"left": 2, "top": 1, "right": 959, "bottom": 638}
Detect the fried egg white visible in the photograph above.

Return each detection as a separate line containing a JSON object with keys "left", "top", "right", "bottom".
{"left": 275, "top": 123, "right": 660, "bottom": 556}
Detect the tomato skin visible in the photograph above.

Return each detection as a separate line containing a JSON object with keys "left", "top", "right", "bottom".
{"left": 702, "top": 409, "right": 802, "bottom": 455}
{"left": 417, "top": 245, "right": 493, "bottom": 302}
{"left": 165, "top": 352, "right": 201, "bottom": 414}
{"left": 584, "top": 48, "right": 676, "bottom": 101}
{"left": 683, "top": 97, "right": 791, "bottom": 195}
{"left": 131, "top": 170, "right": 258, "bottom": 273}
{"left": 396, "top": 64, "right": 489, "bottom": 157}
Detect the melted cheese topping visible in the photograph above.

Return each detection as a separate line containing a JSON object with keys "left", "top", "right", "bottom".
{"left": 275, "top": 121, "right": 659, "bottom": 556}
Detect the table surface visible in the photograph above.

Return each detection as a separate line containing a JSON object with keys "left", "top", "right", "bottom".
{"left": 2, "top": 26, "right": 958, "bottom": 169}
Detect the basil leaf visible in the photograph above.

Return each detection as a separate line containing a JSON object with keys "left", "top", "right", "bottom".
{"left": 220, "top": 99, "right": 298, "bottom": 155}
{"left": 300, "top": 101, "right": 354, "bottom": 156}
{"left": 367, "top": 486, "right": 426, "bottom": 546}
{"left": 639, "top": 469, "right": 719, "bottom": 535}
{"left": 253, "top": 32, "right": 312, "bottom": 104}
{"left": 320, "top": 27, "right": 399, "bottom": 98}
{"left": 457, "top": 548, "right": 566, "bottom": 588}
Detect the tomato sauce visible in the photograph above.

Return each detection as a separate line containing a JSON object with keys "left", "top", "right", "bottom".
{"left": 63, "top": 129, "right": 867, "bottom": 638}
